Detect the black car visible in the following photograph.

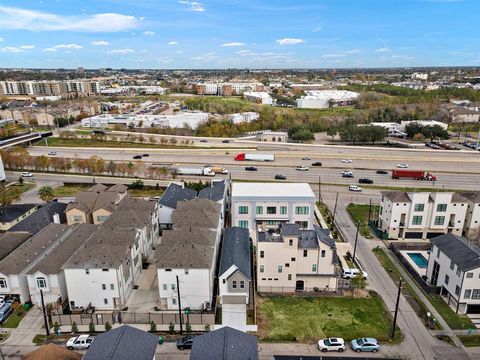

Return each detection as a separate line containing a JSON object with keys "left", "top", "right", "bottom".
{"left": 200, "top": 139, "right": 208, "bottom": 143}
{"left": 376, "top": 170, "right": 388, "bottom": 174}
{"left": 92, "top": 130, "right": 106, "bottom": 135}
{"left": 177, "top": 335, "right": 195, "bottom": 350}
{"left": 133, "top": 155, "right": 142, "bottom": 159}
{"left": 312, "top": 161, "right": 322, "bottom": 166}
{"left": 245, "top": 166, "right": 258, "bottom": 171}
{"left": 275, "top": 174, "right": 287, "bottom": 180}
{"left": 359, "top": 178, "right": 373, "bottom": 184}
{"left": 222, "top": 140, "right": 230, "bottom": 143}
{"left": 142, "top": 153, "right": 150, "bottom": 157}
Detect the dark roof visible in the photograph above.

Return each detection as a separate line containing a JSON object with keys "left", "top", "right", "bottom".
{"left": 155, "top": 242, "right": 214, "bottom": 269}
{"left": 0, "top": 204, "right": 38, "bottom": 223}
{"left": 458, "top": 191, "right": 480, "bottom": 203}
{"left": 159, "top": 183, "right": 196, "bottom": 209}
{"left": 83, "top": 325, "right": 158, "bottom": 360}
{"left": 198, "top": 180, "right": 226, "bottom": 202}
{"left": 191, "top": 326, "right": 258, "bottom": 360}
{"left": 219, "top": 227, "right": 251, "bottom": 279}
{"left": 431, "top": 233, "right": 480, "bottom": 271}
{"left": 280, "top": 223, "right": 301, "bottom": 236}
{"left": 10, "top": 202, "right": 67, "bottom": 235}
{"left": 382, "top": 191, "right": 411, "bottom": 203}
{"left": 0, "top": 232, "right": 32, "bottom": 261}
{"left": 298, "top": 230, "right": 319, "bottom": 249}
{"left": 314, "top": 225, "right": 335, "bottom": 248}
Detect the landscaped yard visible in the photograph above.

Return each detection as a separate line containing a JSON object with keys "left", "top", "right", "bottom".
{"left": 346, "top": 203, "right": 379, "bottom": 239}
{"left": 428, "top": 295, "right": 474, "bottom": 330}
{"left": 257, "top": 293, "right": 403, "bottom": 343}
{"left": 459, "top": 335, "right": 480, "bottom": 347}
{"left": 2, "top": 304, "right": 29, "bottom": 328}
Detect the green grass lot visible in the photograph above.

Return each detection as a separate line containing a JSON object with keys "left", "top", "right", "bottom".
{"left": 346, "top": 204, "right": 379, "bottom": 239}
{"left": 459, "top": 335, "right": 480, "bottom": 347}
{"left": 36, "top": 137, "right": 201, "bottom": 149}
{"left": 53, "top": 183, "right": 164, "bottom": 198}
{"left": 257, "top": 293, "right": 403, "bottom": 343}
{"left": 2, "top": 305, "right": 29, "bottom": 328}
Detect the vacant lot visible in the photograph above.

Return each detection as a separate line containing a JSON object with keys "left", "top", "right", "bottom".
{"left": 459, "top": 335, "right": 480, "bottom": 347}
{"left": 53, "top": 184, "right": 164, "bottom": 198}
{"left": 257, "top": 293, "right": 402, "bottom": 343}
{"left": 346, "top": 203, "right": 379, "bottom": 239}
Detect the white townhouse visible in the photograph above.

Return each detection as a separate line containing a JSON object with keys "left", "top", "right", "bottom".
{"left": 458, "top": 192, "right": 480, "bottom": 240}
{"left": 379, "top": 191, "right": 468, "bottom": 240}
{"left": 426, "top": 234, "right": 480, "bottom": 314}
{"left": 231, "top": 183, "right": 316, "bottom": 233}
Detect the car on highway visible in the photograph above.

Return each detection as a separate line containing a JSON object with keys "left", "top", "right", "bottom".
{"left": 296, "top": 166, "right": 309, "bottom": 171}
{"left": 341, "top": 159, "right": 352, "bottom": 163}
{"left": 177, "top": 335, "right": 196, "bottom": 350}
{"left": 66, "top": 335, "right": 94, "bottom": 350}
{"left": 350, "top": 338, "right": 380, "bottom": 353}
{"left": 397, "top": 163, "right": 408, "bottom": 168}
{"left": 311, "top": 161, "right": 322, "bottom": 166}
{"left": 376, "top": 170, "right": 388, "bottom": 174}
{"left": 275, "top": 174, "right": 287, "bottom": 180}
{"left": 342, "top": 268, "right": 368, "bottom": 279}
{"left": 222, "top": 140, "right": 230, "bottom": 143}
{"left": 47, "top": 151, "right": 57, "bottom": 156}
{"left": 142, "top": 153, "right": 149, "bottom": 157}
{"left": 341, "top": 171, "right": 353, "bottom": 178}
{"left": 20, "top": 172, "right": 33, "bottom": 177}
{"left": 302, "top": 156, "right": 311, "bottom": 160}
{"left": 133, "top": 155, "right": 142, "bottom": 159}
{"left": 317, "top": 337, "right": 346, "bottom": 353}
{"left": 245, "top": 166, "right": 258, "bottom": 171}
{"left": 349, "top": 185, "right": 362, "bottom": 192}
{"left": 358, "top": 178, "right": 373, "bottom": 184}
{"left": 200, "top": 139, "right": 208, "bottom": 143}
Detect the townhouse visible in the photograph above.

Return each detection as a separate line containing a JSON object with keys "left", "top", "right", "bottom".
{"left": 0, "top": 204, "right": 39, "bottom": 231}
{"left": 257, "top": 223, "right": 338, "bottom": 293}
{"left": 458, "top": 191, "right": 480, "bottom": 240}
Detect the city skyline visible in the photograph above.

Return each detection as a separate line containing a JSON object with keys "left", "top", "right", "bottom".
{"left": 0, "top": 0, "right": 478, "bottom": 69}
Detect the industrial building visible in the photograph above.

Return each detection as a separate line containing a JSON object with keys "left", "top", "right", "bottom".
{"left": 296, "top": 90, "right": 359, "bottom": 109}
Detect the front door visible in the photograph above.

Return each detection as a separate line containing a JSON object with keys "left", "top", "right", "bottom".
{"left": 295, "top": 280, "right": 304, "bottom": 291}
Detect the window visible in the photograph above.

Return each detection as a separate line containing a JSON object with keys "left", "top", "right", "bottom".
{"left": 321, "top": 250, "right": 326, "bottom": 258}
{"left": 85, "top": 269, "right": 90, "bottom": 275}
{"left": 287, "top": 274, "right": 292, "bottom": 281}
{"left": 162, "top": 284, "right": 167, "bottom": 291}
{"left": 455, "top": 286, "right": 460, "bottom": 296}
{"left": 0, "top": 278, "right": 7, "bottom": 289}
{"left": 184, "top": 269, "right": 189, "bottom": 275}
{"left": 295, "top": 221, "right": 309, "bottom": 229}
{"left": 259, "top": 265, "right": 264, "bottom": 273}
{"left": 434, "top": 216, "right": 445, "bottom": 226}
{"left": 291, "top": 257, "right": 296, "bottom": 262}
{"left": 240, "top": 281, "right": 245, "bottom": 289}
{"left": 285, "top": 263, "right": 290, "bottom": 268}
{"left": 412, "top": 216, "right": 423, "bottom": 225}
{"left": 172, "top": 298, "right": 177, "bottom": 305}
{"left": 277, "top": 265, "right": 283, "bottom": 273}
{"left": 295, "top": 206, "right": 309, "bottom": 215}
{"left": 238, "top": 206, "right": 248, "bottom": 214}
{"left": 444, "top": 274, "right": 449, "bottom": 285}
{"left": 102, "top": 284, "right": 106, "bottom": 290}
{"left": 266, "top": 206, "right": 276, "bottom": 214}
{"left": 110, "top": 284, "right": 114, "bottom": 290}
{"left": 280, "top": 206, "right": 287, "bottom": 215}
{"left": 260, "top": 251, "right": 264, "bottom": 259}
{"left": 256, "top": 206, "right": 263, "bottom": 215}
{"left": 456, "top": 268, "right": 461, "bottom": 277}
{"left": 102, "top": 269, "right": 109, "bottom": 272}
{"left": 288, "top": 239, "right": 293, "bottom": 246}
{"left": 303, "top": 250, "right": 308, "bottom": 257}
{"left": 71, "top": 215, "right": 82, "bottom": 223}
{"left": 472, "top": 289, "right": 480, "bottom": 299}
{"left": 239, "top": 220, "right": 248, "bottom": 228}
{"left": 103, "top": 298, "right": 108, "bottom": 305}
{"left": 312, "top": 264, "right": 317, "bottom": 272}
{"left": 36, "top": 278, "right": 47, "bottom": 288}
{"left": 171, "top": 283, "right": 176, "bottom": 290}
{"left": 414, "top": 204, "right": 424, "bottom": 212}
{"left": 450, "top": 260, "right": 455, "bottom": 270}
{"left": 467, "top": 273, "right": 473, "bottom": 278}
{"left": 437, "top": 204, "right": 447, "bottom": 212}
{"left": 96, "top": 215, "right": 109, "bottom": 223}
{"left": 232, "top": 280, "right": 237, "bottom": 289}
{"left": 464, "top": 289, "right": 472, "bottom": 299}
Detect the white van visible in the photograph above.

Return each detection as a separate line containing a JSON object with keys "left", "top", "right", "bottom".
{"left": 342, "top": 268, "right": 368, "bottom": 279}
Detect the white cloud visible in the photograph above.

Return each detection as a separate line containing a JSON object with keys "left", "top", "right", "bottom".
{"left": 322, "top": 54, "right": 346, "bottom": 58}
{"left": 0, "top": 37, "right": 4, "bottom": 42}
{"left": 168, "top": 41, "right": 178, "bottom": 45}
{"left": 0, "top": 6, "right": 139, "bottom": 32}
{"left": 221, "top": 42, "right": 245, "bottom": 47}
{"left": 374, "top": 47, "right": 390, "bottom": 53}
{"left": 53, "top": 44, "right": 82, "bottom": 49}
{"left": 449, "top": 51, "right": 461, "bottom": 55}
{"left": 90, "top": 40, "right": 109, "bottom": 46}
{"left": 42, "top": 47, "right": 57, "bottom": 52}
{"left": 108, "top": 48, "right": 135, "bottom": 54}
{"left": 20, "top": 45, "right": 34, "bottom": 49}
{"left": 276, "top": 38, "right": 305, "bottom": 45}
{"left": 178, "top": 1, "right": 205, "bottom": 12}
{"left": 1, "top": 46, "right": 24, "bottom": 53}
{"left": 346, "top": 49, "right": 360, "bottom": 54}
{"left": 312, "top": 26, "right": 323, "bottom": 32}
{"left": 143, "top": 31, "right": 155, "bottom": 36}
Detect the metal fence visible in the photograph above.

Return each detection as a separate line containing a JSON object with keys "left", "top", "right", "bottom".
{"left": 257, "top": 286, "right": 344, "bottom": 296}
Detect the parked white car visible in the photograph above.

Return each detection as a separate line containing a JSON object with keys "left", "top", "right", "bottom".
{"left": 341, "top": 159, "right": 352, "bottom": 163}
{"left": 296, "top": 166, "right": 309, "bottom": 171}
{"left": 342, "top": 268, "right": 368, "bottom": 279}
{"left": 318, "top": 337, "right": 346, "bottom": 352}
{"left": 397, "top": 163, "right": 408, "bottom": 168}
{"left": 349, "top": 185, "right": 362, "bottom": 192}
{"left": 20, "top": 172, "right": 33, "bottom": 177}
{"left": 66, "top": 335, "right": 94, "bottom": 350}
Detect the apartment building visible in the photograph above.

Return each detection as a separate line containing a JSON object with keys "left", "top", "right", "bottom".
{"left": 243, "top": 91, "right": 273, "bottom": 105}
{"left": 0, "top": 80, "right": 100, "bottom": 97}
{"left": 257, "top": 223, "right": 338, "bottom": 293}
{"left": 379, "top": 191, "right": 468, "bottom": 240}
{"left": 231, "top": 183, "right": 316, "bottom": 232}
{"left": 458, "top": 192, "right": 480, "bottom": 240}
{"left": 426, "top": 234, "right": 480, "bottom": 314}
{"left": 195, "top": 82, "right": 264, "bottom": 96}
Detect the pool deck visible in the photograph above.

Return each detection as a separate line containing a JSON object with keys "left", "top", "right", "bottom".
{"left": 400, "top": 250, "right": 429, "bottom": 277}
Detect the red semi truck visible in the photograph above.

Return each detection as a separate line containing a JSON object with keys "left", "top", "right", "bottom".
{"left": 392, "top": 170, "right": 437, "bottom": 181}
{"left": 234, "top": 153, "right": 275, "bottom": 161}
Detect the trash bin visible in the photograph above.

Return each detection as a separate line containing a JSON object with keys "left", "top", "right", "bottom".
{"left": 158, "top": 336, "right": 164, "bottom": 345}
{"left": 23, "top": 303, "right": 30, "bottom": 311}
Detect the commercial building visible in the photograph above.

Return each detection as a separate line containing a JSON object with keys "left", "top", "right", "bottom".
{"left": 366, "top": 122, "right": 407, "bottom": 137}
{"left": 296, "top": 90, "right": 359, "bottom": 109}
{"left": 228, "top": 112, "right": 260, "bottom": 124}
{"left": 195, "top": 82, "right": 264, "bottom": 96}
{"left": 426, "top": 234, "right": 480, "bottom": 314}
{"left": 243, "top": 91, "right": 273, "bottom": 105}
{"left": 378, "top": 191, "right": 468, "bottom": 240}
{"left": 400, "top": 120, "right": 448, "bottom": 131}
{"left": 257, "top": 223, "right": 338, "bottom": 293}
{"left": 231, "top": 183, "right": 316, "bottom": 231}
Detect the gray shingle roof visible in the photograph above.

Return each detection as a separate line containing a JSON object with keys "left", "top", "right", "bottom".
{"left": 219, "top": 227, "right": 251, "bottom": 279}
{"left": 382, "top": 191, "right": 411, "bottom": 203}
{"left": 298, "top": 230, "right": 319, "bottom": 249}
{"left": 198, "top": 180, "right": 226, "bottom": 202}
{"left": 0, "top": 232, "right": 31, "bottom": 261}
{"left": 155, "top": 242, "right": 214, "bottom": 269}
{"left": 172, "top": 199, "right": 221, "bottom": 229}
{"left": 83, "top": 325, "right": 158, "bottom": 360}
{"left": 431, "top": 233, "right": 480, "bottom": 272}
{"left": 158, "top": 183, "right": 196, "bottom": 209}
{"left": 162, "top": 228, "right": 216, "bottom": 247}
{"left": 280, "top": 223, "right": 301, "bottom": 236}
{"left": 314, "top": 225, "right": 335, "bottom": 248}
{"left": 10, "top": 202, "right": 67, "bottom": 235}
{"left": 0, "top": 204, "right": 38, "bottom": 223}
{"left": 191, "top": 326, "right": 258, "bottom": 360}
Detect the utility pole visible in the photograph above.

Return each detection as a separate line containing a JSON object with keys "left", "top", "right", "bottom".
{"left": 40, "top": 289, "right": 50, "bottom": 336}
{"left": 391, "top": 278, "right": 403, "bottom": 339}
{"left": 332, "top": 192, "right": 339, "bottom": 221}
{"left": 176, "top": 276, "right": 183, "bottom": 334}
{"left": 367, "top": 198, "right": 372, "bottom": 223}
{"left": 476, "top": 127, "right": 480, "bottom": 150}
{"left": 318, "top": 175, "right": 322, "bottom": 202}
{"left": 352, "top": 221, "right": 360, "bottom": 264}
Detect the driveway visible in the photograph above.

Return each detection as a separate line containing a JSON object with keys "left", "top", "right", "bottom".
{"left": 221, "top": 304, "right": 246, "bottom": 330}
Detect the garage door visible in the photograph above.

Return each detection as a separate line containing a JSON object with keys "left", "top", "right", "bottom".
{"left": 222, "top": 304, "right": 246, "bottom": 330}
{"left": 467, "top": 304, "right": 480, "bottom": 314}
{"left": 405, "top": 232, "right": 423, "bottom": 239}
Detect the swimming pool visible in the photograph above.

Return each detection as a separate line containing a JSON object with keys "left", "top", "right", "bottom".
{"left": 407, "top": 252, "right": 428, "bottom": 269}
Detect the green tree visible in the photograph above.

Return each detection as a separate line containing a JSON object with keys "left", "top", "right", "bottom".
{"left": 71, "top": 321, "right": 78, "bottom": 334}
{"left": 405, "top": 122, "right": 424, "bottom": 139}
{"left": 150, "top": 320, "right": 157, "bottom": 333}
{"left": 326, "top": 126, "right": 338, "bottom": 141}
{"left": 351, "top": 273, "right": 367, "bottom": 296}
{"left": 105, "top": 321, "right": 112, "bottom": 331}
{"left": 38, "top": 185, "right": 55, "bottom": 202}
{"left": 89, "top": 322, "right": 95, "bottom": 333}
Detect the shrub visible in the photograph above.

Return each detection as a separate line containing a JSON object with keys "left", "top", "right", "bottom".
{"left": 204, "top": 324, "right": 210, "bottom": 332}
{"left": 89, "top": 322, "right": 95, "bottom": 333}
{"left": 150, "top": 321, "right": 157, "bottom": 333}
{"left": 186, "top": 323, "right": 192, "bottom": 332}
{"left": 169, "top": 322, "right": 175, "bottom": 334}
{"left": 53, "top": 322, "right": 60, "bottom": 334}
{"left": 71, "top": 321, "right": 78, "bottom": 334}
{"left": 105, "top": 321, "right": 112, "bottom": 331}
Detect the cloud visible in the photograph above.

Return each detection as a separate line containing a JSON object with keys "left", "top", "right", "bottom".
{"left": 322, "top": 54, "right": 346, "bottom": 58}
{"left": 20, "top": 45, "right": 34, "bottom": 49}
{"left": 178, "top": 1, "right": 205, "bottom": 12}
{"left": 221, "top": 42, "right": 245, "bottom": 47}
{"left": 168, "top": 41, "right": 178, "bottom": 45}
{"left": 374, "top": 47, "right": 390, "bottom": 53}
{"left": 0, "top": 37, "right": 3, "bottom": 42}
{"left": 143, "top": 31, "right": 155, "bottom": 36}
{"left": 1, "top": 46, "right": 24, "bottom": 53}
{"left": 90, "top": 40, "right": 109, "bottom": 46}
{"left": 346, "top": 49, "right": 361, "bottom": 54}
{"left": 53, "top": 44, "right": 83, "bottom": 49}
{"left": 42, "top": 48, "right": 57, "bottom": 52}
{"left": 0, "top": 6, "right": 139, "bottom": 32}
{"left": 108, "top": 48, "right": 135, "bottom": 54}
{"left": 275, "top": 38, "right": 305, "bottom": 45}
{"left": 312, "top": 26, "right": 323, "bottom": 32}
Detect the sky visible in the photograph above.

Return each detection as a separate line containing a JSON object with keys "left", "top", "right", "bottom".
{"left": 0, "top": 0, "right": 478, "bottom": 69}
